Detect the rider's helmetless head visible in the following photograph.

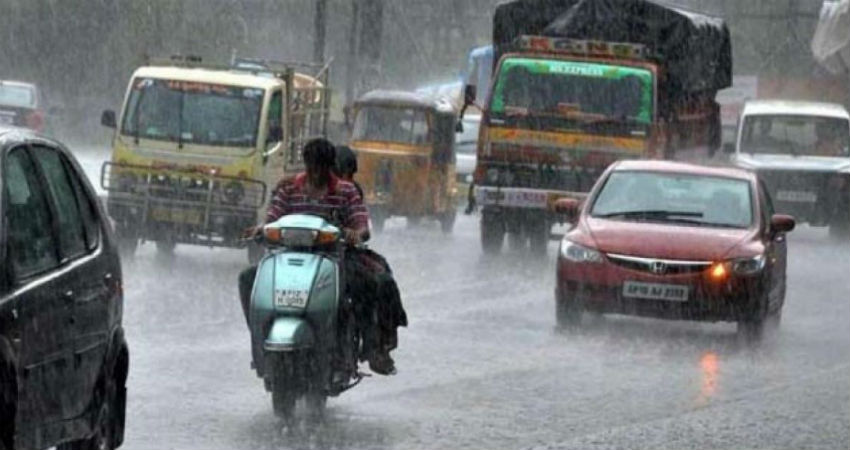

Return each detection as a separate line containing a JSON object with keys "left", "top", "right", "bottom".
{"left": 302, "top": 138, "right": 337, "bottom": 187}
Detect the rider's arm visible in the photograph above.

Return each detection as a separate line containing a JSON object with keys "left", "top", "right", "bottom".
{"left": 342, "top": 182, "right": 370, "bottom": 243}
{"left": 265, "top": 178, "right": 296, "bottom": 224}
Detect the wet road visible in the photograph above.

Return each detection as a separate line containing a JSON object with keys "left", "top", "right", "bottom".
{"left": 74, "top": 147, "right": 849, "bottom": 450}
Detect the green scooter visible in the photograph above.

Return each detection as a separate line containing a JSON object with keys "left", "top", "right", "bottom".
{"left": 249, "top": 214, "right": 362, "bottom": 421}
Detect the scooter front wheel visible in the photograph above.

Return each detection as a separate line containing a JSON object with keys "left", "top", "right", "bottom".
{"left": 270, "top": 355, "right": 297, "bottom": 421}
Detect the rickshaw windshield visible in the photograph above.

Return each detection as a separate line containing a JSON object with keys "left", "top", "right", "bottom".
{"left": 352, "top": 106, "right": 430, "bottom": 145}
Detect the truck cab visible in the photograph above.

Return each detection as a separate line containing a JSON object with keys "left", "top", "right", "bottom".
{"left": 100, "top": 57, "right": 331, "bottom": 257}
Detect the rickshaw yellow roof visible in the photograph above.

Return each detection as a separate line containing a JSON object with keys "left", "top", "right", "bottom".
{"left": 355, "top": 89, "right": 457, "bottom": 115}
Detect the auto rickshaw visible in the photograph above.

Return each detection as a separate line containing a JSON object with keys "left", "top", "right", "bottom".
{"left": 348, "top": 90, "right": 458, "bottom": 232}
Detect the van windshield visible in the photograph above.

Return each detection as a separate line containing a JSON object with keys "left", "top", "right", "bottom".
{"left": 122, "top": 78, "right": 263, "bottom": 148}
{"left": 740, "top": 114, "right": 850, "bottom": 157}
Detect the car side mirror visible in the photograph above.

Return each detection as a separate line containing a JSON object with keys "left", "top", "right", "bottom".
{"left": 101, "top": 109, "right": 117, "bottom": 129}
{"left": 770, "top": 214, "right": 795, "bottom": 234}
{"left": 723, "top": 142, "right": 735, "bottom": 154}
{"left": 554, "top": 197, "right": 581, "bottom": 221}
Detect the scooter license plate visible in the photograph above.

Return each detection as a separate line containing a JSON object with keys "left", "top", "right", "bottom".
{"left": 275, "top": 289, "right": 309, "bottom": 308}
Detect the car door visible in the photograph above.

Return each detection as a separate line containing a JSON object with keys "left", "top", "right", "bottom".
{"left": 3, "top": 145, "right": 72, "bottom": 429}
{"left": 759, "top": 180, "right": 787, "bottom": 307}
{"left": 30, "top": 144, "right": 111, "bottom": 419}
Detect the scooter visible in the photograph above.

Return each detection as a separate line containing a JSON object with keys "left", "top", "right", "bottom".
{"left": 248, "top": 214, "right": 362, "bottom": 421}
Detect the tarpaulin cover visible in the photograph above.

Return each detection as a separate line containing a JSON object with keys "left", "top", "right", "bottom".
{"left": 493, "top": 0, "right": 732, "bottom": 94}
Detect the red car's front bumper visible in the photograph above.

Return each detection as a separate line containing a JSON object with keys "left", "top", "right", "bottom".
{"left": 556, "top": 255, "right": 765, "bottom": 323}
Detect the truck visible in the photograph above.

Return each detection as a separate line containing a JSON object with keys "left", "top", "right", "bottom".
{"left": 100, "top": 56, "right": 331, "bottom": 259}
{"left": 461, "top": 0, "right": 732, "bottom": 254}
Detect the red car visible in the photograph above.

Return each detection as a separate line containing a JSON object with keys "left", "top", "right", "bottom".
{"left": 555, "top": 160, "right": 795, "bottom": 339}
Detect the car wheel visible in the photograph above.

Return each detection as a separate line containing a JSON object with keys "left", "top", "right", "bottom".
{"left": 555, "top": 293, "right": 582, "bottom": 329}
{"left": 58, "top": 377, "right": 118, "bottom": 450}
{"left": 481, "top": 213, "right": 505, "bottom": 255}
{"left": 0, "top": 360, "right": 16, "bottom": 450}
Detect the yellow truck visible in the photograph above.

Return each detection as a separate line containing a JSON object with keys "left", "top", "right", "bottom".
{"left": 100, "top": 56, "right": 331, "bottom": 259}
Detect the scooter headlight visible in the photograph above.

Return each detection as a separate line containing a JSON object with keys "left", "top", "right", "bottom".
{"left": 559, "top": 239, "right": 603, "bottom": 263}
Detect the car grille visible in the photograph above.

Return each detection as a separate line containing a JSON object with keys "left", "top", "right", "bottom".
{"left": 606, "top": 253, "right": 712, "bottom": 276}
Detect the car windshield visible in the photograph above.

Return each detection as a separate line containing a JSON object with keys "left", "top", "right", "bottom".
{"left": 352, "top": 105, "right": 430, "bottom": 145}
{"left": 740, "top": 114, "right": 850, "bottom": 157}
{"left": 490, "top": 57, "right": 653, "bottom": 127}
{"left": 121, "top": 77, "right": 263, "bottom": 148}
{"left": 591, "top": 171, "right": 753, "bottom": 228}
{"left": 0, "top": 83, "right": 35, "bottom": 108}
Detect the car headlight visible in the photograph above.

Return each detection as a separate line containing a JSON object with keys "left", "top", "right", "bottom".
{"left": 559, "top": 239, "right": 604, "bottom": 263}
{"left": 731, "top": 254, "right": 765, "bottom": 275}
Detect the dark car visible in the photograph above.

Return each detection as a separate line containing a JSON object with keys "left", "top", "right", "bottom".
{"left": 554, "top": 160, "right": 795, "bottom": 340}
{"left": 0, "top": 126, "right": 128, "bottom": 450}
{"left": 0, "top": 81, "right": 47, "bottom": 133}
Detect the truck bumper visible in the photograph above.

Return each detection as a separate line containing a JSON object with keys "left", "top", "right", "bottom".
{"left": 474, "top": 185, "right": 585, "bottom": 211}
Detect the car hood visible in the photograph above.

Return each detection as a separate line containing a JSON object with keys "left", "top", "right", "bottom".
{"left": 734, "top": 153, "right": 850, "bottom": 173}
{"left": 584, "top": 218, "right": 754, "bottom": 261}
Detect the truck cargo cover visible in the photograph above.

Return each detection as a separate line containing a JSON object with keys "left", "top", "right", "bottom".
{"left": 493, "top": 0, "right": 732, "bottom": 94}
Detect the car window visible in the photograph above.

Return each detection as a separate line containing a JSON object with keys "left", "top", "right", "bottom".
{"left": 31, "top": 145, "right": 87, "bottom": 260}
{"left": 4, "top": 147, "right": 59, "bottom": 278}
{"left": 64, "top": 157, "right": 101, "bottom": 250}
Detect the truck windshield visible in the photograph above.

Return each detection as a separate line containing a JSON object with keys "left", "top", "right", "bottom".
{"left": 122, "top": 78, "right": 263, "bottom": 148}
{"left": 740, "top": 115, "right": 850, "bottom": 157}
{"left": 352, "top": 106, "right": 430, "bottom": 145}
{"left": 490, "top": 57, "right": 653, "bottom": 126}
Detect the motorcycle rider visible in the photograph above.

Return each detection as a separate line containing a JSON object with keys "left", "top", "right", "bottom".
{"left": 238, "top": 138, "right": 398, "bottom": 375}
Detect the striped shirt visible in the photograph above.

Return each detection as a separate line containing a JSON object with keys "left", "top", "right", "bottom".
{"left": 265, "top": 173, "right": 370, "bottom": 232}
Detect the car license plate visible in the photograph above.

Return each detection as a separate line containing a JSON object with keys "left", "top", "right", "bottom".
{"left": 776, "top": 190, "right": 817, "bottom": 203}
{"left": 623, "top": 281, "right": 689, "bottom": 302}
{"left": 275, "top": 289, "right": 309, "bottom": 308}
{"left": 150, "top": 208, "right": 202, "bottom": 225}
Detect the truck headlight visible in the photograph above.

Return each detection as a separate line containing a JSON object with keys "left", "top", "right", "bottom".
{"left": 559, "top": 239, "right": 604, "bottom": 263}
{"left": 486, "top": 168, "right": 500, "bottom": 184}
{"left": 222, "top": 181, "right": 245, "bottom": 204}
